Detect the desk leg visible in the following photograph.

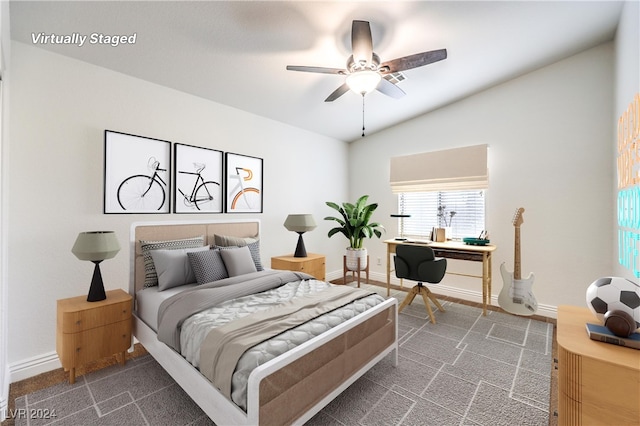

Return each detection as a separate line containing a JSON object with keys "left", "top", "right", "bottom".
{"left": 482, "top": 252, "right": 489, "bottom": 316}
{"left": 386, "top": 246, "right": 391, "bottom": 297}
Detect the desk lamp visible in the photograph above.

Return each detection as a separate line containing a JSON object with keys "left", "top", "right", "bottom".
{"left": 390, "top": 214, "right": 411, "bottom": 241}
{"left": 72, "top": 231, "right": 120, "bottom": 302}
{"left": 284, "top": 214, "right": 317, "bottom": 258}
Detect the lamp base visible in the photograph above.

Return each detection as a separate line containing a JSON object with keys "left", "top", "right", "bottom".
{"left": 87, "top": 261, "right": 107, "bottom": 302}
{"left": 294, "top": 232, "right": 308, "bottom": 258}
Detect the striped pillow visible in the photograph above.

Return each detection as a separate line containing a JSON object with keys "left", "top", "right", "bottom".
{"left": 140, "top": 236, "right": 205, "bottom": 288}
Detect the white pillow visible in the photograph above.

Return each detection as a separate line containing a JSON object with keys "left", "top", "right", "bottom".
{"left": 150, "top": 246, "right": 210, "bottom": 291}
{"left": 219, "top": 246, "right": 257, "bottom": 277}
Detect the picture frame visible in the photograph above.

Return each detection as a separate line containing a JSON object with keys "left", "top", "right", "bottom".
{"left": 104, "top": 130, "right": 171, "bottom": 214}
{"left": 173, "top": 143, "right": 223, "bottom": 213}
{"left": 224, "top": 152, "right": 263, "bottom": 213}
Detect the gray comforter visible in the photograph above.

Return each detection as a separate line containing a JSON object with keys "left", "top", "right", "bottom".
{"left": 157, "top": 270, "right": 313, "bottom": 351}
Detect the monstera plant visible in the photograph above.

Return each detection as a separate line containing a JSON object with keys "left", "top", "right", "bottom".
{"left": 325, "top": 195, "right": 385, "bottom": 271}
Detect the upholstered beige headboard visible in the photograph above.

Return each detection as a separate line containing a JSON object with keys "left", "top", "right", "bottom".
{"left": 129, "top": 220, "right": 260, "bottom": 298}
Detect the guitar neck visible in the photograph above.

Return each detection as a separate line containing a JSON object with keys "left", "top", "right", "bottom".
{"left": 514, "top": 227, "right": 521, "bottom": 280}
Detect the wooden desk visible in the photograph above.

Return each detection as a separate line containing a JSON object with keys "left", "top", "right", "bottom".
{"left": 557, "top": 305, "right": 640, "bottom": 425}
{"left": 385, "top": 239, "right": 496, "bottom": 315}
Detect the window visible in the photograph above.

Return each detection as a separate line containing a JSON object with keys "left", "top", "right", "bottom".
{"left": 397, "top": 190, "right": 485, "bottom": 240}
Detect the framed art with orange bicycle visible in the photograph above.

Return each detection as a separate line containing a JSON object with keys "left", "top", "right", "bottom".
{"left": 225, "top": 152, "right": 263, "bottom": 213}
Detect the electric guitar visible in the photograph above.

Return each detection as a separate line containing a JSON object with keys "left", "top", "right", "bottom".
{"left": 499, "top": 207, "right": 537, "bottom": 315}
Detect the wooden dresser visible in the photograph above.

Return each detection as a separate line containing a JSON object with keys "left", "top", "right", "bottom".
{"left": 557, "top": 305, "right": 640, "bottom": 425}
{"left": 271, "top": 253, "right": 326, "bottom": 281}
{"left": 56, "top": 289, "right": 132, "bottom": 383}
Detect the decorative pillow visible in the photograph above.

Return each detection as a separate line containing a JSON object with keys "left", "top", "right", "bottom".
{"left": 219, "top": 246, "right": 257, "bottom": 277}
{"left": 150, "top": 246, "right": 209, "bottom": 291}
{"left": 213, "top": 234, "right": 263, "bottom": 271}
{"left": 214, "top": 234, "right": 257, "bottom": 247}
{"left": 188, "top": 249, "right": 229, "bottom": 285}
{"left": 140, "top": 236, "right": 205, "bottom": 288}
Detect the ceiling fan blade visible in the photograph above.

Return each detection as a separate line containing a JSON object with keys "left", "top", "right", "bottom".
{"left": 286, "top": 65, "right": 347, "bottom": 75}
{"left": 379, "top": 49, "right": 447, "bottom": 74}
{"left": 325, "top": 83, "right": 350, "bottom": 102}
{"left": 376, "top": 78, "right": 406, "bottom": 99}
{"left": 351, "top": 20, "right": 373, "bottom": 65}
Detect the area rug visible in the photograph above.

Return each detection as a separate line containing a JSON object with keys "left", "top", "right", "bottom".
{"left": 12, "top": 300, "right": 553, "bottom": 426}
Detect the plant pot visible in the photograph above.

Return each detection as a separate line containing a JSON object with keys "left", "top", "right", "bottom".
{"left": 345, "top": 247, "right": 368, "bottom": 271}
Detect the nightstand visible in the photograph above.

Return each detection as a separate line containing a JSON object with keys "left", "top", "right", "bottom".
{"left": 56, "top": 289, "right": 132, "bottom": 384}
{"left": 271, "top": 253, "right": 326, "bottom": 281}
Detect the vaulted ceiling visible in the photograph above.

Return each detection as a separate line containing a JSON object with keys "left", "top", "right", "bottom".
{"left": 10, "top": 1, "right": 624, "bottom": 142}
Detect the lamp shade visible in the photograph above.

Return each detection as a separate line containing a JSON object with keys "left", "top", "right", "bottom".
{"left": 346, "top": 70, "right": 381, "bottom": 94}
{"left": 284, "top": 214, "right": 317, "bottom": 233}
{"left": 72, "top": 231, "right": 120, "bottom": 262}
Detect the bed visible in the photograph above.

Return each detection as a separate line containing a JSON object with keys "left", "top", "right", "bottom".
{"left": 129, "top": 219, "right": 398, "bottom": 425}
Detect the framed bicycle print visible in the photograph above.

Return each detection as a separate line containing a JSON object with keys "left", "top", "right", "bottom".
{"left": 173, "top": 143, "right": 223, "bottom": 213}
{"left": 104, "top": 130, "right": 171, "bottom": 214}
{"left": 224, "top": 152, "right": 263, "bottom": 213}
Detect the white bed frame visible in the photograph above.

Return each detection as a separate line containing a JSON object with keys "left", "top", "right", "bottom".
{"left": 129, "top": 219, "right": 398, "bottom": 425}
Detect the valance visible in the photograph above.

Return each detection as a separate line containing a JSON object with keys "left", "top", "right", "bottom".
{"left": 390, "top": 144, "right": 488, "bottom": 193}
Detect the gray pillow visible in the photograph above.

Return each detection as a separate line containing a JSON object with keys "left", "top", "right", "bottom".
{"left": 213, "top": 236, "right": 263, "bottom": 271}
{"left": 219, "top": 246, "right": 257, "bottom": 277}
{"left": 140, "top": 236, "right": 205, "bottom": 287}
{"left": 150, "top": 246, "right": 209, "bottom": 291}
{"left": 188, "top": 249, "right": 229, "bottom": 285}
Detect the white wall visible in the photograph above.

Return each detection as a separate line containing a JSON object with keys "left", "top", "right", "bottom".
{"left": 349, "top": 42, "right": 615, "bottom": 316}
{"left": 0, "top": 0, "right": 10, "bottom": 419}
{"left": 613, "top": 1, "right": 640, "bottom": 279}
{"left": 6, "top": 41, "right": 349, "bottom": 378}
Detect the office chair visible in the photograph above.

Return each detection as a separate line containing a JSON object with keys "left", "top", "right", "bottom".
{"left": 394, "top": 244, "right": 447, "bottom": 323}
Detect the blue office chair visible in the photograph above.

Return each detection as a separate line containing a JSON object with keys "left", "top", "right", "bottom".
{"left": 394, "top": 244, "right": 447, "bottom": 323}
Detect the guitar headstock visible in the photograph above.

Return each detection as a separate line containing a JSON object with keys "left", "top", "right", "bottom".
{"left": 512, "top": 207, "right": 525, "bottom": 228}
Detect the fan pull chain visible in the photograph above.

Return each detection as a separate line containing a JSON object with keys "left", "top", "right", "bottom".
{"left": 361, "top": 94, "right": 366, "bottom": 137}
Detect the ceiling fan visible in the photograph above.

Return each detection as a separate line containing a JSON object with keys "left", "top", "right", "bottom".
{"left": 286, "top": 20, "right": 447, "bottom": 102}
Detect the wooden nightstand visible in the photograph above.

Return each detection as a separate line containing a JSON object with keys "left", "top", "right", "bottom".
{"left": 271, "top": 253, "right": 326, "bottom": 281}
{"left": 557, "top": 305, "right": 640, "bottom": 425}
{"left": 56, "top": 289, "right": 132, "bottom": 384}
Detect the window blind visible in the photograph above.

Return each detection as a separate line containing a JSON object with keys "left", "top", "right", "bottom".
{"left": 398, "top": 190, "right": 485, "bottom": 240}
{"left": 390, "top": 144, "right": 488, "bottom": 193}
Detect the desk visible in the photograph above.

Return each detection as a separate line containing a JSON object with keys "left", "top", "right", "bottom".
{"left": 385, "top": 239, "right": 496, "bottom": 315}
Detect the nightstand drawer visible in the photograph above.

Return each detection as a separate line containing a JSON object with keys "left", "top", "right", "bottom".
{"left": 60, "top": 318, "right": 131, "bottom": 366}
{"left": 271, "top": 253, "right": 326, "bottom": 281}
{"left": 58, "top": 296, "right": 131, "bottom": 333}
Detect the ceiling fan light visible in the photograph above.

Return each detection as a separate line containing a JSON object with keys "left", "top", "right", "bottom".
{"left": 346, "top": 70, "right": 381, "bottom": 95}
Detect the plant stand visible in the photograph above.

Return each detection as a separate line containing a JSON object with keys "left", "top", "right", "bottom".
{"left": 343, "top": 255, "right": 369, "bottom": 287}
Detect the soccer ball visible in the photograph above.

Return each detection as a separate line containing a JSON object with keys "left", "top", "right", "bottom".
{"left": 586, "top": 277, "right": 640, "bottom": 330}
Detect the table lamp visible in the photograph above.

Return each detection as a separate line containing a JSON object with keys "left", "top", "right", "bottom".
{"left": 284, "top": 214, "right": 317, "bottom": 258}
{"left": 390, "top": 214, "right": 411, "bottom": 241}
{"left": 72, "top": 231, "right": 120, "bottom": 302}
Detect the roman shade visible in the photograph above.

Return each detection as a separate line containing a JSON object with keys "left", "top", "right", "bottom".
{"left": 390, "top": 144, "right": 488, "bottom": 193}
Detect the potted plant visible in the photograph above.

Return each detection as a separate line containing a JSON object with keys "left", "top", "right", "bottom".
{"left": 325, "top": 195, "right": 385, "bottom": 271}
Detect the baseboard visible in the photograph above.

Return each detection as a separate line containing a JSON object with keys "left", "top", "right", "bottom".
{"left": 330, "top": 269, "right": 558, "bottom": 319}
{"left": 0, "top": 363, "right": 8, "bottom": 422}
{"left": 8, "top": 351, "right": 60, "bottom": 383}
